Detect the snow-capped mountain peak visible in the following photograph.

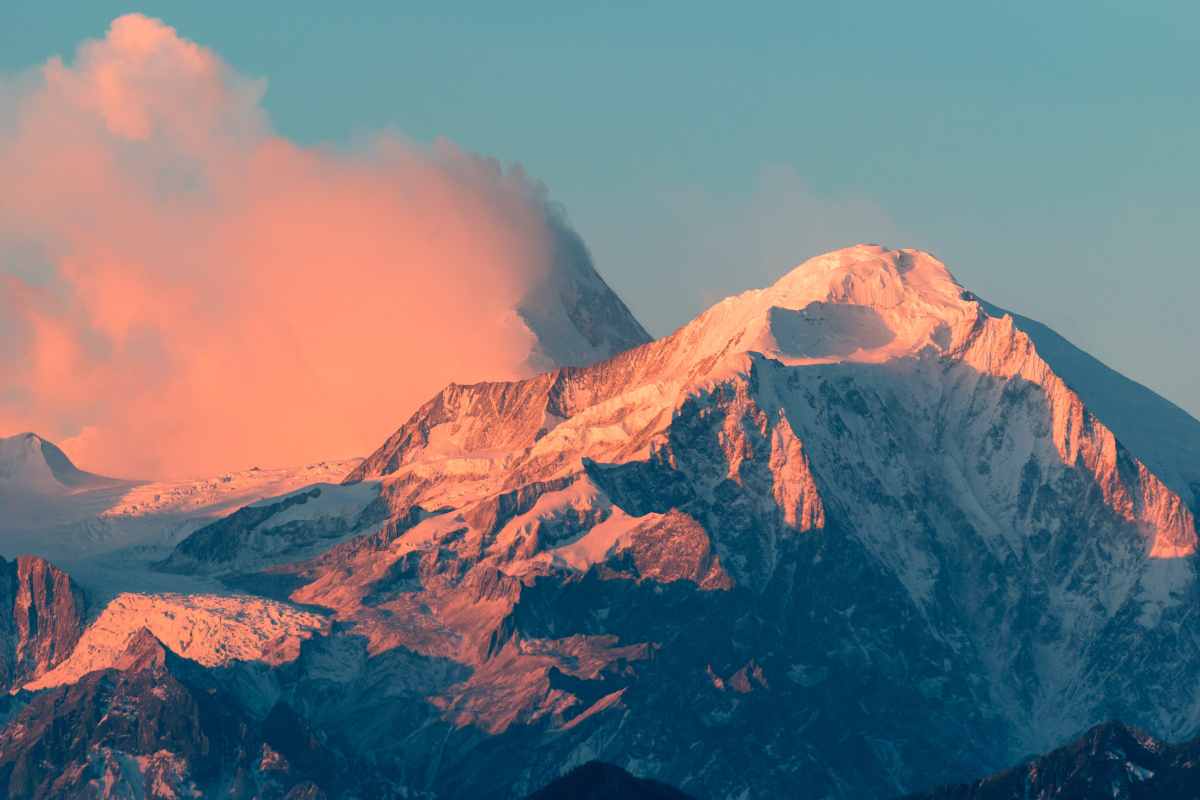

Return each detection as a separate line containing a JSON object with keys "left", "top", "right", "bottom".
{"left": 677, "top": 244, "right": 977, "bottom": 371}
{"left": 0, "top": 432, "right": 121, "bottom": 495}
{"left": 342, "top": 246, "right": 1195, "bottom": 571}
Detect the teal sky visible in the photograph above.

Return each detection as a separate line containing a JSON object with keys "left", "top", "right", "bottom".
{"left": 3, "top": 2, "right": 1198, "bottom": 418}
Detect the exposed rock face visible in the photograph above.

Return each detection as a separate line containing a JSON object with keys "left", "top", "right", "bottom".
{"left": 905, "top": 721, "right": 1200, "bottom": 800}
{"left": 19, "top": 245, "right": 1200, "bottom": 798}
{"left": 0, "top": 556, "right": 86, "bottom": 691}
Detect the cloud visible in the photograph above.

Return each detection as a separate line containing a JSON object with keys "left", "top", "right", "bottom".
{"left": 0, "top": 15, "right": 605, "bottom": 479}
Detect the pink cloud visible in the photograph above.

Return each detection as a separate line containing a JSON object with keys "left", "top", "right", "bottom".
{"left": 0, "top": 15, "right": 622, "bottom": 479}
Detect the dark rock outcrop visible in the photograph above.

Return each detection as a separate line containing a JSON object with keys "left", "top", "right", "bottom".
{"left": 527, "top": 762, "right": 692, "bottom": 799}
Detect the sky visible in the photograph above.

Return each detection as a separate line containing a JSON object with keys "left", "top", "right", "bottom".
{"left": 0, "top": 2, "right": 1197, "bottom": 474}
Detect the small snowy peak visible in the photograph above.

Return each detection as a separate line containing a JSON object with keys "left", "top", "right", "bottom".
{"left": 0, "top": 433, "right": 123, "bottom": 496}
{"left": 496, "top": 480, "right": 658, "bottom": 573}
{"left": 110, "top": 627, "right": 169, "bottom": 674}
{"left": 519, "top": 243, "right": 652, "bottom": 371}
{"left": 0, "top": 434, "right": 60, "bottom": 495}
{"left": 24, "top": 592, "right": 328, "bottom": 690}
{"left": 590, "top": 245, "right": 984, "bottom": 403}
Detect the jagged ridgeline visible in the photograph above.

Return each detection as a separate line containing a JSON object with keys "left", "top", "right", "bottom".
{"left": 1, "top": 245, "right": 1198, "bottom": 798}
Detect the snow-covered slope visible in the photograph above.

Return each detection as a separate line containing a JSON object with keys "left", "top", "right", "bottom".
{"left": 100, "top": 460, "right": 365, "bottom": 522}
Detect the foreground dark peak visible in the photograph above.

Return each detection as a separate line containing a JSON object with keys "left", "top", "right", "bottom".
{"left": 905, "top": 721, "right": 1200, "bottom": 800}
{"left": 527, "top": 761, "right": 692, "bottom": 799}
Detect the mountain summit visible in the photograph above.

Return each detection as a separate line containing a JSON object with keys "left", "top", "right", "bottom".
{"left": 673, "top": 243, "right": 976, "bottom": 367}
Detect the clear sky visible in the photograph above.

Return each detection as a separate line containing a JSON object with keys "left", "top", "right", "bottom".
{"left": 3, "top": 2, "right": 1197, "bottom": 419}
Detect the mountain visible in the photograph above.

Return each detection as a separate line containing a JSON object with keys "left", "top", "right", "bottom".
{"left": 0, "top": 433, "right": 123, "bottom": 495}
{"left": 0, "top": 444, "right": 363, "bottom": 600}
{"left": 904, "top": 721, "right": 1200, "bottom": 800}
{"left": 516, "top": 228, "right": 653, "bottom": 371}
{"left": 526, "top": 762, "right": 692, "bottom": 799}
{"left": 11, "top": 244, "right": 1200, "bottom": 798}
